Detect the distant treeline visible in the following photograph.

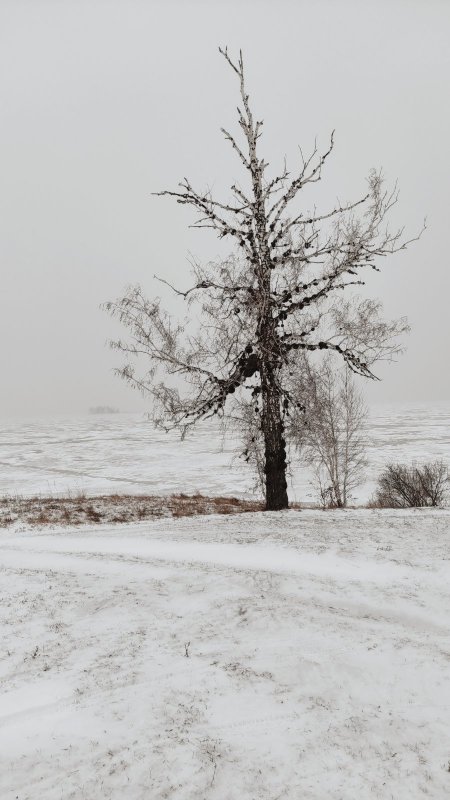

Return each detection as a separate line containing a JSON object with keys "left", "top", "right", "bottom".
{"left": 89, "top": 406, "right": 120, "bottom": 414}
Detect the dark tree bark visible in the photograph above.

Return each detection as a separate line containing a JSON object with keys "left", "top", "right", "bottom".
{"left": 261, "top": 375, "right": 288, "bottom": 509}
{"left": 105, "top": 48, "right": 421, "bottom": 511}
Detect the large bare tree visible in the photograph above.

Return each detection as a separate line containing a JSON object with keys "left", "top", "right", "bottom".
{"left": 105, "top": 48, "right": 420, "bottom": 511}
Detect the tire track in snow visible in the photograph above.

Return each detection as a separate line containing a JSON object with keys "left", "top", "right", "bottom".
{"left": 0, "top": 533, "right": 427, "bottom": 584}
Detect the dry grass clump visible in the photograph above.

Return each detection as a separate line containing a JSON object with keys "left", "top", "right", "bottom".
{"left": 0, "top": 492, "right": 264, "bottom": 528}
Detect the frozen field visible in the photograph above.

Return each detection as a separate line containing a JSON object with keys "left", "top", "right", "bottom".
{"left": 0, "top": 403, "right": 449, "bottom": 503}
{"left": 1, "top": 405, "right": 449, "bottom": 797}
{"left": 1, "top": 509, "right": 450, "bottom": 799}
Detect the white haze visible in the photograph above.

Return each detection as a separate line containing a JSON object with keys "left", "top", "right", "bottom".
{"left": 1, "top": 0, "right": 449, "bottom": 416}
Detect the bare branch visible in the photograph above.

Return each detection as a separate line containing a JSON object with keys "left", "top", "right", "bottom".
{"left": 268, "top": 132, "right": 335, "bottom": 229}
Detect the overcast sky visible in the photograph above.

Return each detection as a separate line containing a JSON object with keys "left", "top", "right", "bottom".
{"left": 1, "top": 0, "right": 449, "bottom": 416}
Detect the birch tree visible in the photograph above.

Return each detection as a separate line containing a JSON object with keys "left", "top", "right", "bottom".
{"left": 291, "top": 357, "right": 368, "bottom": 507}
{"left": 105, "top": 48, "right": 420, "bottom": 511}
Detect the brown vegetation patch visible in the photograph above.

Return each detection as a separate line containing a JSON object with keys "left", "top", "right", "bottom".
{"left": 0, "top": 493, "right": 265, "bottom": 528}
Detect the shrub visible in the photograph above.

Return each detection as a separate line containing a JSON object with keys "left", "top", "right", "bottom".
{"left": 372, "top": 460, "right": 448, "bottom": 508}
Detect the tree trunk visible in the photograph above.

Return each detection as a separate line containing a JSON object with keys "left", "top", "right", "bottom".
{"left": 262, "top": 381, "right": 289, "bottom": 510}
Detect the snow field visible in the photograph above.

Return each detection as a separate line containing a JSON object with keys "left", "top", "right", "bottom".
{"left": 1, "top": 509, "right": 449, "bottom": 798}
{"left": 1, "top": 404, "right": 449, "bottom": 502}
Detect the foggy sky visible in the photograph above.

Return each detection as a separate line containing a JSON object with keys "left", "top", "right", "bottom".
{"left": 1, "top": 0, "right": 449, "bottom": 416}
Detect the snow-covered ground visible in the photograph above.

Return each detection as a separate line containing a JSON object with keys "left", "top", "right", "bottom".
{"left": 0, "top": 402, "right": 449, "bottom": 502}
{"left": 1, "top": 509, "right": 450, "bottom": 798}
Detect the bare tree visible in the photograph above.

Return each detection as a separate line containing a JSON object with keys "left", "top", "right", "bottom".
{"left": 105, "top": 48, "right": 421, "bottom": 511}
{"left": 290, "top": 356, "right": 368, "bottom": 507}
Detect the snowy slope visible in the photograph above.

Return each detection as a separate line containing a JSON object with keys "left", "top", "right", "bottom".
{"left": 1, "top": 509, "right": 450, "bottom": 798}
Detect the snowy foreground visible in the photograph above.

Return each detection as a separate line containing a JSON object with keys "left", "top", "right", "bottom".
{"left": 1, "top": 510, "right": 450, "bottom": 799}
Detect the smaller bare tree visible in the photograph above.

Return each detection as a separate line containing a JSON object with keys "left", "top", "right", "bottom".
{"left": 291, "top": 356, "right": 368, "bottom": 507}
{"left": 373, "top": 461, "right": 448, "bottom": 508}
